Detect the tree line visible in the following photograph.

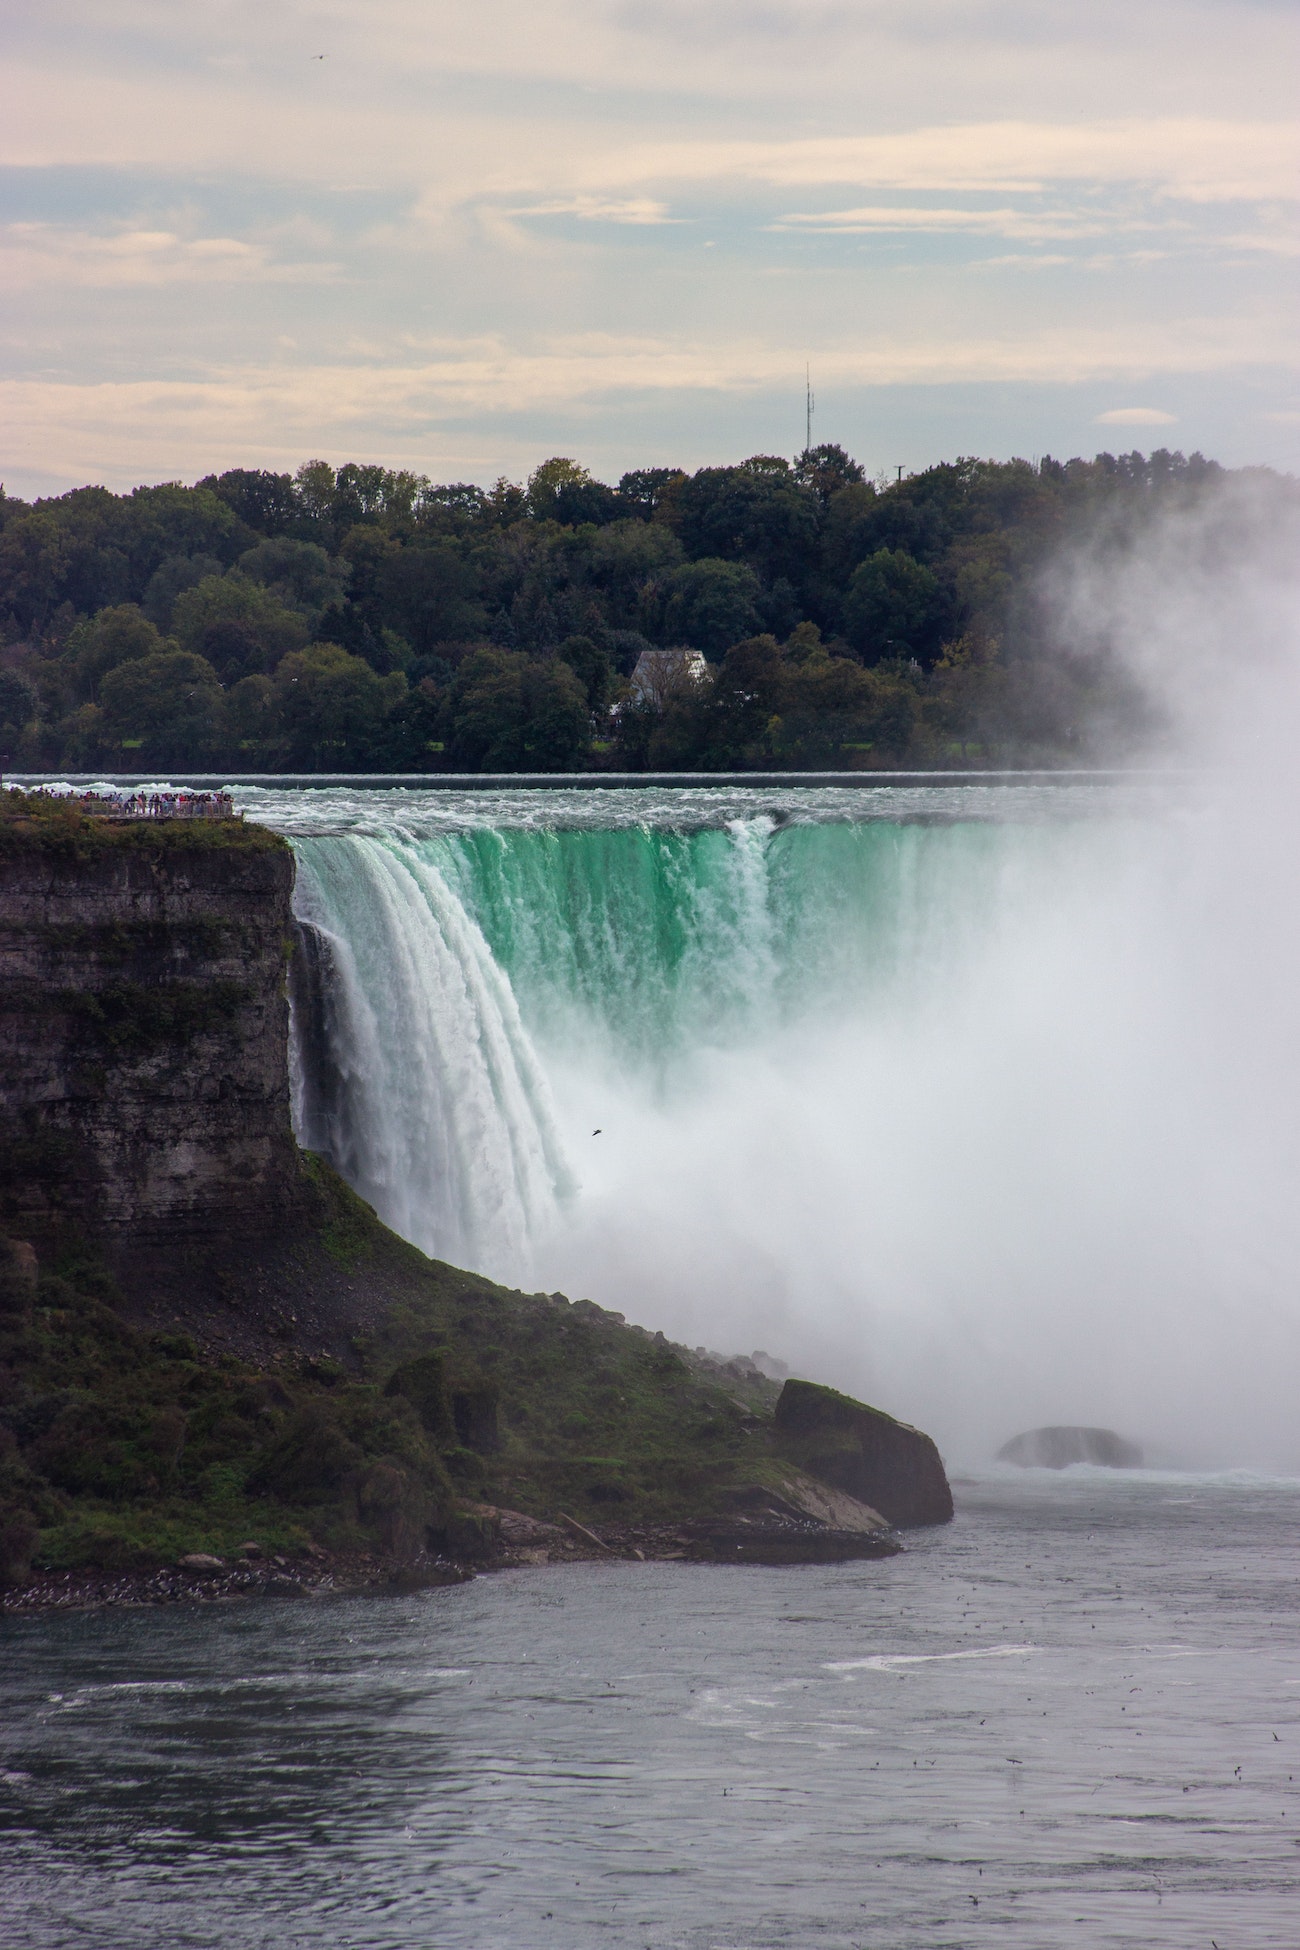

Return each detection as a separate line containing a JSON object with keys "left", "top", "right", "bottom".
{"left": 0, "top": 444, "right": 1268, "bottom": 772}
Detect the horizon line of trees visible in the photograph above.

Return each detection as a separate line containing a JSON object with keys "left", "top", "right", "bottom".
{"left": 0, "top": 443, "right": 1284, "bottom": 773}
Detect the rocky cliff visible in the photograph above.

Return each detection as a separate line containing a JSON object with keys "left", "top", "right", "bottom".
{"left": 0, "top": 800, "right": 304, "bottom": 1262}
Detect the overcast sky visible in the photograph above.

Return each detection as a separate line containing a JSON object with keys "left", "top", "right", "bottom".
{"left": 3, "top": 0, "right": 1297, "bottom": 495}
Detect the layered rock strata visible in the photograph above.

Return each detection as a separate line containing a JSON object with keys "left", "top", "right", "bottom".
{"left": 0, "top": 814, "right": 304, "bottom": 1257}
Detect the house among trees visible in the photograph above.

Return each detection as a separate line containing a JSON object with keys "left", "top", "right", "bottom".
{"left": 627, "top": 648, "right": 709, "bottom": 711}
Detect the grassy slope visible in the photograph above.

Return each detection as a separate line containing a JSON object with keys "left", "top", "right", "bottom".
{"left": 0, "top": 1156, "right": 803, "bottom": 1584}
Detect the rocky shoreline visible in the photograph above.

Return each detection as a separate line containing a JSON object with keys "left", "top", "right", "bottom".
{"left": 0, "top": 1547, "right": 476, "bottom": 1616}
{"left": 1, "top": 1497, "right": 906, "bottom": 1615}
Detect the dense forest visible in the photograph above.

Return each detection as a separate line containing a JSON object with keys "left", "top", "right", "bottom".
{"left": 0, "top": 445, "right": 1277, "bottom": 773}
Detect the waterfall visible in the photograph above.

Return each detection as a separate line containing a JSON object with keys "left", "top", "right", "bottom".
{"left": 288, "top": 832, "right": 573, "bottom": 1276}
{"left": 262, "top": 784, "right": 1300, "bottom": 1470}
{"left": 284, "top": 807, "right": 1031, "bottom": 1276}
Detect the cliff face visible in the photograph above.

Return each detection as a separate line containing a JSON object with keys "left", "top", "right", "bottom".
{"left": 0, "top": 808, "right": 304, "bottom": 1257}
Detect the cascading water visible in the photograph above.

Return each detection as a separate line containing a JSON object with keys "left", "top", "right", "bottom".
{"left": 282, "top": 795, "right": 1039, "bottom": 1273}
{"left": 288, "top": 830, "right": 572, "bottom": 1273}
{"left": 244, "top": 780, "right": 1300, "bottom": 1471}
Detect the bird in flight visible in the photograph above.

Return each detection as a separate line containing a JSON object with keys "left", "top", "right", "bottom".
{"left": 312, "top": 53, "right": 325, "bottom": 60}
{"left": 592, "top": 1128, "right": 602, "bottom": 1136}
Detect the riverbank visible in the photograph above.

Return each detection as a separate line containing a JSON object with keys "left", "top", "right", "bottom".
{"left": 1, "top": 1497, "right": 904, "bottom": 1615}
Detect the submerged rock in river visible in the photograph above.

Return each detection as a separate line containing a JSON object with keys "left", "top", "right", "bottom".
{"left": 997, "top": 1426, "right": 1143, "bottom": 1469}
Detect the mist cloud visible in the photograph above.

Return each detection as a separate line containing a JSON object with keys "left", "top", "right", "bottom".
{"left": 525, "top": 484, "right": 1300, "bottom": 1472}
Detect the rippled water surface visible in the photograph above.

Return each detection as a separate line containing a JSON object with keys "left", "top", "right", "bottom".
{"left": 4, "top": 1473, "right": 1299, "bottom": 1948}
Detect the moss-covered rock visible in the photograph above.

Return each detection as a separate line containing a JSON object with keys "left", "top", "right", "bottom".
{"left": 773, "top": 1378, "right": 953, "bottom": 1526}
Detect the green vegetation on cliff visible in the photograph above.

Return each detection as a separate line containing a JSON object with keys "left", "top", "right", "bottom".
{"left": 0, "top": 1219, "right": 460, "bottom": 1582}
{"left": 0, "top": 786, "right": 283, "bottom": 856}
{"left": 0, "top": 1159, "right": 853, "bottom": 1586}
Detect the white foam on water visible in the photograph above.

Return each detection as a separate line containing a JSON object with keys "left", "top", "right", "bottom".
{"left": 825, "top": 1646, "right": 1038, "bottom": 1674}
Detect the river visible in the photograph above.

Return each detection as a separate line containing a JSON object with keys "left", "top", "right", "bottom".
{"left": 3, "top": 1469, "right": 1298, "bottom": 1948}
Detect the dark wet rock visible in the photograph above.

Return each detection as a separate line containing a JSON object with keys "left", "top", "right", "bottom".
{"left": 679, "top": 1513, "right": 900, "bottom": 1565}
{"left": 997, "top": 1426, "right": 1143, "bottom": 1469}
{"left": 773, "top": 1379, "right": 953, "bottom": 1527}
{"left": 426, "top": 1511, "right": 500, "bottom": 1561}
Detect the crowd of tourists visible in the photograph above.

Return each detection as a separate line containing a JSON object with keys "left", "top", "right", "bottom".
{"left": 21, "top": 785, "right": 239, "bottom": 821}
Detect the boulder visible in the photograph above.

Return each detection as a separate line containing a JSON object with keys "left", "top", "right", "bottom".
{"left": 177, "top": 1552, "right": 225, "bottom": 1572}
{"left": 997, "top": 1425, "right": 1143, "bottom": 1469}
{"left": 773, "top": 1379, "right": 953, "bottom": 1526}
{"left": 769, "top": 1474, "right": 889, "bottom": 1534}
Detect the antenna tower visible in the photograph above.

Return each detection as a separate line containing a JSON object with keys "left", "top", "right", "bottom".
{"left": 805, "top": 366, "right": 814, "bottom": 455}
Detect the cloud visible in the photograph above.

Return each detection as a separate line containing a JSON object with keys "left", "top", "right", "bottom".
{"left": 13, "top": 0, "right": 1298, "bottom": 123}
{"left": 771, "top": 205, "right": 1118, "bottom": 241}
{"left": 0, "top": 223, "right": 341, "bottom": 288}
{"left": 591, "top": 120, "right": 1300, "bottom": 203}
{"left": 1222, "top": 229, "right": 1300, "bottom": 258}
{"left": 511, "top": 197, "right": 676, "bottom": 226}
{"left": 0, "top": 317, "right": 1282, "bottom": 483}
{"left": 1094, "top": 407, "right": 1179, "bottom": 426}
{"left": 1, "top": 3, "right": 1296, "bottom": 483}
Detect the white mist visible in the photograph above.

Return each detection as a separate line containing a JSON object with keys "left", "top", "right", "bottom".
{"left": 528, "top": 486, "right": 1300, "bottom": 1471}
{"left": 277, "top": 479, "right": 1300, "bottom": 1472}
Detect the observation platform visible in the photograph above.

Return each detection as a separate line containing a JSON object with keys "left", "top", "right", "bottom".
{"left": 10, "top": 787, "right": 240, "bottom": 820}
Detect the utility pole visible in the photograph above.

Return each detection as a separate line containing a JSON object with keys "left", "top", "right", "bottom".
{"left": 805, "top": 366, "right": 814, "bottom": 456}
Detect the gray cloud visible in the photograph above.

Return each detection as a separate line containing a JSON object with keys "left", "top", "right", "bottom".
{"left": 1, "top": 0, "right": 1296, "bottom": 490}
